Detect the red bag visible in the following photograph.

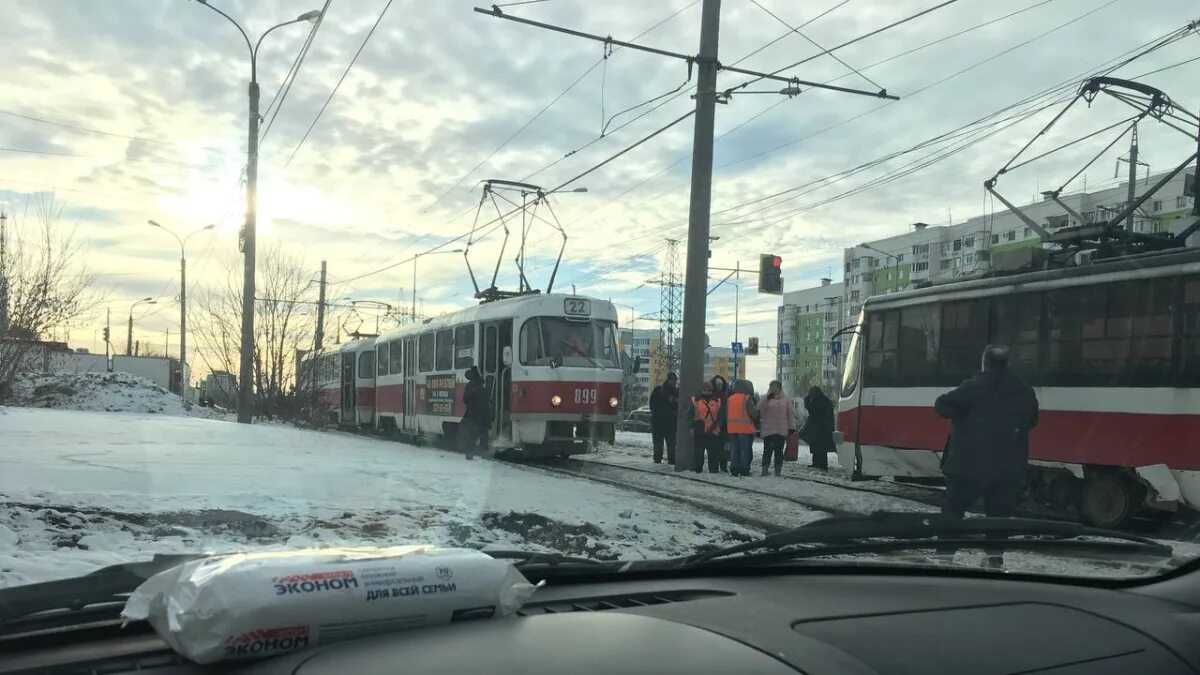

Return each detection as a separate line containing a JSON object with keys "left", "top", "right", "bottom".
{"left": 784, "top": 431, "right": 800, "bottom": 461}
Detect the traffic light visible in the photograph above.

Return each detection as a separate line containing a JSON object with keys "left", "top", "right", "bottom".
{"left": 102, "top": 327, "right": 110, "bottom": 343}
{"left": 758, "top": 254, "right": 783, "bottom": 294}
{"left": 747, "top": 337, "right": 759, "bottom": 356}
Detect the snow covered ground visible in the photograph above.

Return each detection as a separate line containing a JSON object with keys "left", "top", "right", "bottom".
{"left": 7, "top": 371, "right": 229, "bottom": 419}
{"left": 594, "top": 431, "right": 942, "bottom": 515}
{"left": 0, "top": 407, "right": 761, "bottom": 587}
{"left": 2, "top": 406, "right": 1197, "bottom": 589}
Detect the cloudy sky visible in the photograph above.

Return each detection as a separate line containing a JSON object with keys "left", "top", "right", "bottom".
{"left": 1, "top": 0, "right": 1197, "bottom": 385}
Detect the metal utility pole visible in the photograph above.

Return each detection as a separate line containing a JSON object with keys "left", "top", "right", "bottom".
{"left": 195, "top": 3, "right": 322, "bottom": 424}
{"left": 673, "top": 0, "right": 721, "bottom": 473}
{"left": 148, "top": 220, "right": 212, "bottom": 397}
{"left": 732, "top": 263, "right": 740, "bottom": 381}
{"left": 126, "top": 297, "right": 156, "bottom": 356}
{"left": 314, "top": 260, "right": 327, "bottom": 352}
{"left": 1125, "top": 125, "right": 1139, "bottom": 230}
{"left": 0, "top": 211, "right": 7, "bottom": 337}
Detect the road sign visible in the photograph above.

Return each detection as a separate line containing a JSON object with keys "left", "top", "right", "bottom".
{"left": 731, "top": 341, "right": 744, "bottom": 354}
{"left": 831, "top": 339, "right": 842, "bottom": 355}
{"left": 779, "top": 342, "right": 791, "bottom": 355}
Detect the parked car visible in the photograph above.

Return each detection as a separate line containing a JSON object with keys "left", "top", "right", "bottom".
{"left": 617, "top": 408, "right": 653, "bottom": 433}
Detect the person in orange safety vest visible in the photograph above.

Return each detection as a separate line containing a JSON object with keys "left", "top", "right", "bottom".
{"left": 726, "top": 379, "right": 760, "bottom": 477}
{"left": 688, "top": 381, "right": 726, "bottom": 473}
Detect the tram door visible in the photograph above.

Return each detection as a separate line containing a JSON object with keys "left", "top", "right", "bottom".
{"left": 340, "top": 352, "right": 355, "bottom": 425}
{"left": 481, "top": 320, "right": 513, "bottom": 439}
{"left": 403, "top": 337, "right": 418, "bottom": 434}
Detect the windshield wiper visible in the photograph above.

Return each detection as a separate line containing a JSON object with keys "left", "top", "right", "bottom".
{"left": 559, "top": 340, "right": 605, "bottom": 370}
{"left": 0, "top": 553, "right": 206, "bottom": 625}
{"left": 485, "top": 549, "right": 611, "bottom": 568}
{"left": 675, "top": 512, "right": 1177, "bottom": 568}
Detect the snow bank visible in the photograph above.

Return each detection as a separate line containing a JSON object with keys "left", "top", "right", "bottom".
{"left": 5, "top": 371, "right": 217, "bottom": 417}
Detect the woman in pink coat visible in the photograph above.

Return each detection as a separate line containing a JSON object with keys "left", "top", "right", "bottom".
{"left": 758, "top": 380, "right": 795, "bottom": 476}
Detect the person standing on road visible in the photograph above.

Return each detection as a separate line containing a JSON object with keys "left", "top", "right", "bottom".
{"left": 802, "top": 386, "right": 836, "bottom": 470}
{"left": 688, "top": 381, "right": 725, "bottom": 473}
{"left": 709, "top": 375, "right": 731, "bottom": 472}
{"left": 759, "top": 380, "right": 795, "bottom": 476}
{"left": 649, "top": 372, "right": 680, "bottom": 464}
{"left": 726, "top": 379, "right": 759, "bottom": 477}
{"left": 460, "top": 366, "right": 491, "bottom": 460}
{"left": 935, "top": 344, "right": 1039, "bottom": 520}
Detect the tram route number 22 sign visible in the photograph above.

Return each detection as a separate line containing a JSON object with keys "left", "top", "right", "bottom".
{"left": 427, "top": 375, "right": 458, "bottom": 416}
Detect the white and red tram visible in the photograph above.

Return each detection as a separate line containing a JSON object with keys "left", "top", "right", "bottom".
{"left": 837, "top": 247, "right": 1200, "bottom": 527}
{"left": 309, "top": 336, "right": 376, "bottom": 428}
{"left": 304, "top": 293, "right": 624, "bottom": 458}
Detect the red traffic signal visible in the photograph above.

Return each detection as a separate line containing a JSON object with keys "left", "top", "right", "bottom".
{"left": 758, "top": 254, "right": 783, "bottom": 295}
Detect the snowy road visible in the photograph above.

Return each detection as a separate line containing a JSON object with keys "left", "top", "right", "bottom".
{"left": 0, "top": 408, "right": 764, "bottom": 587}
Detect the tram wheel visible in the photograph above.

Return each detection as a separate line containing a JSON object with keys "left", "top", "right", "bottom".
{"left": 1080, "top": 472, "right": 1139, "bottom": 529}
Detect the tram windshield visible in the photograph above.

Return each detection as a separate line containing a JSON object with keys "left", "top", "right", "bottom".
{"left": 520, "top": 317, "right": 620, "bottom": 369}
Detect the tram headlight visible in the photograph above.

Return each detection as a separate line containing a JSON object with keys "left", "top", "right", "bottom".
{"left": 551, "top": 394, "right": 562, "bottom": 407}
{"left": 608, "top": 396, "right": 619, "bottom": 408}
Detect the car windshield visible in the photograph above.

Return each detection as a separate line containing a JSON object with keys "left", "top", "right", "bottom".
{"left": 2, "top": 0, "right": 1200, "bottom": 607}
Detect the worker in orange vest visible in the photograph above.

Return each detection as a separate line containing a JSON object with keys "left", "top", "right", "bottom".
{"left": 726, "top": 379, "right": 760, "bottom": 477}
{"left": 688, "top": 381, "right": 726, "bottom": 473}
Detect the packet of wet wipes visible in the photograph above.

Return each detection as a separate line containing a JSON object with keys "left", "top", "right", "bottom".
{"left": 122, "top": 545, "right": 538, "bottom": 664}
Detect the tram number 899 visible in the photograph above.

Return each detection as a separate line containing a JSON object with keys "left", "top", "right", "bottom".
{"left": 574, "top": 389, "right": 598, "bottom": 405}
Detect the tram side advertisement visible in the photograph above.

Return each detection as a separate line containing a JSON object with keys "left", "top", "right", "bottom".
{"left": 427, "top": 375, "right": 457, "bottom": 416}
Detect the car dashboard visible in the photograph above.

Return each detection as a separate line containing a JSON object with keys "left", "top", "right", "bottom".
{"left": 5, "top": 569, "right": 1200, "bottom": 674}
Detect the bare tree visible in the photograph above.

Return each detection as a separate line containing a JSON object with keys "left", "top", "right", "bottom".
{"left": 193, "top": 245, "right": 343, "bottom": 420}
{"left": 0, "top": 198, "right": 97, "bottom": 401}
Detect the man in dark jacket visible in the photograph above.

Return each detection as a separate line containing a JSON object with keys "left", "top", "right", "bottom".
{"left": 935, "top": 345, "right": 1039, "bottom": 519}
{"left": 460, "top": 366, "right": 490, "bottom": 460}
{"left": 648, "top": 372, "right": 679, "bottom": 464}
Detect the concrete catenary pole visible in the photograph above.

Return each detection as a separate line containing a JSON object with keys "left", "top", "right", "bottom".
{"left": 674, "top": 0, "right": 721, "bottom": 473}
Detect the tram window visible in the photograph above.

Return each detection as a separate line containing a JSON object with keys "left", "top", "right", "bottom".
{"left": 1121, "top": 278, "right": 1173, "bottom": 384}
{"left": 899, "top": 304, "right": 940, "bottom": 384}
{"left": 1181, "top": 276, "right": 1200, "bottom": 384}
{"left": 992, "top": 294, "right": 1040, "bottom": 377}
{"left": 419, "top": 333, "right": 435, "bottom": 372}
{"left": 376, "top": 342, "right": 389, "bottom": 376}
{"left": 454, "top": 325, "right": 475, "bottom": 369}
{"left": 520, "top": 318, "right": 545, "bottom": 365}
{"left": 358, "top": 351, "right": 375, "bottom": 380}
{"left": 389, "top": 341, "right": 403, "bottom": 374}
{"left": 436, "top": 329, "right": 453, "bottom": 371}
{"left": 864, "top": 310, "right": 899, "bottom": 386}
{"left": 941, "top": 299, "right": 989, "bottom": 380}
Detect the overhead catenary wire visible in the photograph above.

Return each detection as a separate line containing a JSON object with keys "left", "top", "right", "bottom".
{"left": 285, "top": 0, "right": 395, "bottom": 168}
{"left": 591, "top": 14, "right": 1195, "bottom": 247}
{"left": 0, "top": 108, "right": 225, "bottom": 155}
{"left": 419, "top": 0, "right": 700, "bottom": 214}
{"left": 261, "top": 0, "right": 332, "bottom": 144}
{"left": 747, "top": 0, "right": 883, "bottom": 92}
{"left": 518, "top": 0, "right": 857, "bottom": 185}
{"left": 728, "top": 0, "right": 963, "bottom": 92}
{"left": 558, "top": 0, "right": 1059, "bottom": 246}
{"left": 338, "top": 107, "right": 695, "bottom": 286}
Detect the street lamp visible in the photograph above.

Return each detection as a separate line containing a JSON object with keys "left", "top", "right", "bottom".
{"left": 193, "top": 0, "right": 322, "bottom": 424}
{"left": 411, "top": 249, "right": 464, "bottom": 322}
{"left": 127, "top": 297, "right": 157, "bottom": 356}
{"left": 859, "top": 242, "right": 901, "bottom": 292}
{"left": 148, "top": 220, "right": 214, "bottom": 395}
